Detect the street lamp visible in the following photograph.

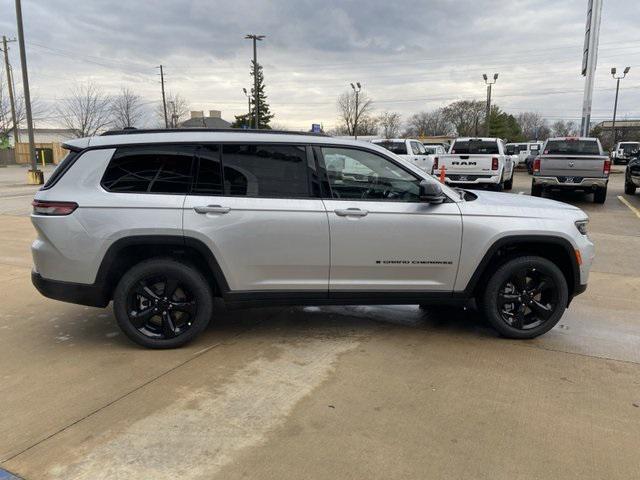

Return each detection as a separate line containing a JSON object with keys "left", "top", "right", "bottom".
{"left": 351, "top": 82, "right": 362, "bottom": 140}
{"left": 610, "top": 66, "right": 630, "bottom": 146}
{"left": 242, "top": 87, "right": 251, "bottom": 129}
{"left": 482, "top": 73, "right": 499, "bottom": 136}
{"left": 245, "top": 34, "right": 265, "bottom": 129}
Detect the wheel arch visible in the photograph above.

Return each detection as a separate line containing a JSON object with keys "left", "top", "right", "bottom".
{"left": 95, "top": 235, "right": 229, "bottom": 302}
{"left": 464, "top": 235, "right": 579, "bottom": 302}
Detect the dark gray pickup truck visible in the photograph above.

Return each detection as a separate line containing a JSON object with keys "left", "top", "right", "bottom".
{"left": 531, "top": 137, "right": 610, "bottom": 203}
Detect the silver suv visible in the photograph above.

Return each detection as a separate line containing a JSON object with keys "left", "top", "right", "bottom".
{"left": 31, "top": 130, "right": 594, "bottom": 348}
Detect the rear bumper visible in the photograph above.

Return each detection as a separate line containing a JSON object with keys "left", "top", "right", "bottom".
{"left": 532, "top": 176, "right": 608, "bottom": 189}
{"left": 444, "top": 173, "right": 501, "bottom": 185}
{"left": 31, "top": 270, "right": 109, "bottom": 308}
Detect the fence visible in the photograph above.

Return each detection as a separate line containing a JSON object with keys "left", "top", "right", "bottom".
{"left": 15, "top": 142, "right": 67, "bottom": 165}
{"left": 0, "top": 149, "right": 15, "bottom": 166}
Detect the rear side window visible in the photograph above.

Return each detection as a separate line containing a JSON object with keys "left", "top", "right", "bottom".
{"left": 451, "top": 140, "right": 499, "bottom": 154}
{"left": 41, "top": 150, "right": 79, "bottom": 190}
{"left": 221, "top": 144, "right": 309, "bottom": 197}
{"left": 102, "top": 145, "right": 195, "bottom": 193}
{"left": 544, "top": 140, "right": 600, "bottom": 155}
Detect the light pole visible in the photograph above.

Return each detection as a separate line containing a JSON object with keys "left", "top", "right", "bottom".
{"left": 610, "top": 66, "right": 630, "bottom": 146}
{"left": 242, "top": 87, "right": 251, "bottom": 129}
{"left": 14, "top": 0, "right": 41, "bottom": 184}
{"left": 245, "top": 34, "right": 265, "bottom": 129}
{"left": 350, "top": 82, "right": 361, "bottom": 140}
{"left": 482, "top": 73, "right": 498, "bottom": 137}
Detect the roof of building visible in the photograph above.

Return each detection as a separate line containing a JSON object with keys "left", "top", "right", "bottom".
{"left": 180, "top": 117, "right": 232, "bottom": 129}
{"left": 596, "top": 119, "right": 640, "bottom": 129}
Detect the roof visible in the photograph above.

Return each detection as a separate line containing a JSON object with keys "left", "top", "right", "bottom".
{"left": 180, "top": 117, "right": 232, "bottom": 129}
{"left": 63, "top": 130, "right": 371, "bottom": 151}
{"left": 597, "top": 119, "right": 640, "bottom": 129}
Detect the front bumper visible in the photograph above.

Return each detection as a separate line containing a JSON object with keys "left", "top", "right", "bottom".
{"left": 32, "top": 270, "right": 109, "bottom": 308}
{"left": 532, "top": 176, "right": 608, "bottom": 189}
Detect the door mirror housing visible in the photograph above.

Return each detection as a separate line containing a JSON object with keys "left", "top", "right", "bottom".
{"left": 419, "top": 180, "right": 446, "bottom": 204}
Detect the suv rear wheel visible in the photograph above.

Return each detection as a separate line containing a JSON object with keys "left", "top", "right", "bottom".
{"left": 113, "top": 258, "right": 213, "bottom": 348}
{"left": 481, "top": 256, "right": 568, "bottom": 339}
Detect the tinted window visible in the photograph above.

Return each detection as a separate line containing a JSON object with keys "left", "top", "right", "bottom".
{"left": 42, "top": 150, "right": 79, "bottom": 190}
{"left": 222, "top": 144, "right": 309, "bottom": 197}
{"left": 621, "top": 143, "right": 639, "bottom": 154}
{"left": 102, "top": 145, "right": 195, "bottom": 193}
{"left": 322, "top": 147, "right": 421, "bottom": 202}
{"left": 193, "top": 145, "right": 223, "bottom": 195}
{"left": 451, "top": 140, "right": 500, "bottom": 154}
{"left": 374, "top": 141, "right": 408, "bottom": 155}
{"left": 544, "top": 140, "right": 600, "bottom": 155}
{"left": 505, "top": 145, "right": 516, "bottom": 155}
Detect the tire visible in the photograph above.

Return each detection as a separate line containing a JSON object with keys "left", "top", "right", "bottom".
{"left": 593, "top": 187, "right": 607, "bottom": 204}
{"left": 625, "top": 180, "right": 637, "bottom": 195}
{"left": 504, "top": 176, "right": 513, "bottom": 191}
{"left": 481, "top": 256, "right": 568, "bottom": 339}
{"left": 531, "top": 181, "right": 543, "bottom": 197}
{"left": 113, "top": 258, "right": 213, "bottom": 349}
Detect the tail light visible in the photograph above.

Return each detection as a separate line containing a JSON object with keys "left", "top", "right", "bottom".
{"left": 432, "top": 157, "right": 439, "bottom": 173}
{"left": 491, "top": 157, "right": 499, "bottom": 170}
{"left": 32, "top": 200, "right": 78, "bottom": 216}
{"left": 603, "top": 159, "right": 611, "bottom": 176}
{"left": 533, "top": 157, "right": 541, "bottom": 173}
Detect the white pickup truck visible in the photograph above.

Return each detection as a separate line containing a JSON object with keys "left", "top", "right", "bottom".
{"left": 433, "top": 137, "right": 514, "bottom": 191}
{"left": 371, "top": 138, "right": 435, "bottom": 174}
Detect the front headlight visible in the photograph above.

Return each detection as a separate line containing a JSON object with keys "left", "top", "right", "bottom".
{"left": 575, "top": 219, "right": 589, "bottom": 235}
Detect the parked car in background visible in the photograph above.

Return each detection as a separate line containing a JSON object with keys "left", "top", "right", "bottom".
{"left": 611, "top": 141, "right": 640, "bottom": 165}
{"left": 505, "top": 142, "right": 543, "bottom": 171}
{"left": 531, "top": 137, "right": 610, "bottom": 203}
{"left": 31, "top": 129, "right": 593, "bottom": 347}
{"left": 433, "top": 137, "right": 514, "bottom": 191}
{"left": 525, "top": 143, "right": 543, "bottom": 174}
{"left": 624, "top": 152, "right": 640, "bottom": 195}
{"left": 371, "top": 138, "right": 435, "bottom": 174}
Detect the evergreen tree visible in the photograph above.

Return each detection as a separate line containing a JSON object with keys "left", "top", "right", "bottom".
{"left": 487, "top": 105, "right": 523, "bottom": 141}
{"left": 232, "top": 61, "right": 274, "bottom": 129}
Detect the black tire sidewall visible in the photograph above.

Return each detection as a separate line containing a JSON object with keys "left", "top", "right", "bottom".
{"left": 482, "top": 256, "right": 568, "bottom": 339}
{"left": 113, "top": 258, "right": 213, "bottom": 349}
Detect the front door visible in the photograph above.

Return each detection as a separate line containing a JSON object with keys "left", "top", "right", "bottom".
{"left": 183, "top": 143, "right": 330, "bottom": 292}
{"left": 319, "top": 146, "right": 462, "bottom": 292}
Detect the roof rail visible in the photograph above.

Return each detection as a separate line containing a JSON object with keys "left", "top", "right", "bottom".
{"left": 101, "top": 128, "right": 330, "bottom": 137}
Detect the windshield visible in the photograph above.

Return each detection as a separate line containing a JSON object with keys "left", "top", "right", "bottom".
{"left": 374, "top": 141, "right": 407, "bottom": 155}
{"left": 544, "top": 140, "right": 600, "bottom": 155}
{"left": 451, "top": 140, "right": 499, "bottom": 154}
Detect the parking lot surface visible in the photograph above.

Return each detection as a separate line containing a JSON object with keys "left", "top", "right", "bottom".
{"left": 0, "top": 165, "right": 639, "bottom": 479}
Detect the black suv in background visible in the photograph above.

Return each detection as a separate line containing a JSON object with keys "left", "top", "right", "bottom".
{"left": 625, "top": 153, "right": 640, "bottom": 195}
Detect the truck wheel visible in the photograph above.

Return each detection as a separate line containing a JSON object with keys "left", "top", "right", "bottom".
{"left": 481, "top": 256, "right": 568, "bottom": 339}
{"left": 593, "top": 187, "right": 607, "bottom": 204}
{"left": 625, "top": 181, "right": 637, "bottom": 195}
{"left": 504, "top": 177, "right": 513, "bottom": 190}
{"left": 113, "top": 258, "right": 213, "bottom": 349}
{"left": 531, "top": 181, "right": 543, "bottom": 197}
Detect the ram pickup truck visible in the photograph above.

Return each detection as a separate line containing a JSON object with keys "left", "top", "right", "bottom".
{"left": 433, "top": 137, "right": 513, "bottom": 191}
{"left": 531, "top": 137, "right": 610, "bottom": 204}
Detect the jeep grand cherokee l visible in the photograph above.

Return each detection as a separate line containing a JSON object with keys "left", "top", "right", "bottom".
{"left": 31, "top": 130, "right": 594, "bottom": 348}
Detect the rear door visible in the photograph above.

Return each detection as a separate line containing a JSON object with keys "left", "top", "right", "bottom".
{"left": 182, "top": 143, "right": 330, "bottom": 292}
{"left": 319, "top": 146, "right": 462, "bottom": 292}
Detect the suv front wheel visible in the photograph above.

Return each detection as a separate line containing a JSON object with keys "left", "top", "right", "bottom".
{"left": 113, "top": 258, "right": 213, "bottom": 348}
{"left": 481, "top": 256, "right": 568, "bottom": 339}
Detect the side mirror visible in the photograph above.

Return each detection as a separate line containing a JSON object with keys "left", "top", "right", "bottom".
{"left": 419, "top": 180, "right": 446, "bottom": 204}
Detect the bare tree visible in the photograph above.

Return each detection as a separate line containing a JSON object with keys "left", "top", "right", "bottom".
{"left": 515, "top": 112, "right": 550, "bottom": 141}
{"left": 336, "top": 89, "right": 374, "bottom": 136}
{"left": 56, "top": 83, "right": 112, "bottom": 137}
{"left": 442, "top": 100, "right": 485, "bottom": 137}
{"left": 550, "top": 120, "right": 578, "bottom": 137}
{"left": 377, "top": 111, "right": 402, "bottom": 138}
{"left": 111, "top": 87, "right": 144, "bottom": 129}
{"left": 405, "top": 109, "right": 452, "bottom": 137}
{"left": 155, "top": 92, "right": 189, "bottom": 128}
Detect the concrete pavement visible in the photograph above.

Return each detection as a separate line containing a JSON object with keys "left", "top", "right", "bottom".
{"left": 0, "top": 167, "right": 639, "bottom": 479}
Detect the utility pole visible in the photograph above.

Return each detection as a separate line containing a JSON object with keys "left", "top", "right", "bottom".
{"left": 14, "top": 0, "right": 41, "bottom": 184}
{"left": 242, "top": 87, "right": 251, "bottom": 129}
{"left": 580, "top": 0, "right": 603, "bottom": 137}
{"left": 610, "top": 66, "right": 630, "bottom": 146}
{"left": 482, "top": 73, "right": 498, "bottom": 136}
{"left": 245, "top": 34, "right": 264, "bottom": 129}
{"left": 158, "top": 65, "right": 168, "bottom": 128}
{"left": 351, "top": 82, "right": 361, "bottom": 140}
{"left": 2, "top": 35, "right": 19, "bottom": 148}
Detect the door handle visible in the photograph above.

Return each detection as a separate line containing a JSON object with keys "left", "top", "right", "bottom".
{"left": 335, "top": 208, "right": 368, "bottom": 217}
{"left": 194, "top": 205, "right": 230, "bottom": 214}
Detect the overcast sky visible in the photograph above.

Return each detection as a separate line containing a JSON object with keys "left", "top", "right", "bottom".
{"left": 1, "top": 0, "right": 639, "bottom": 130}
